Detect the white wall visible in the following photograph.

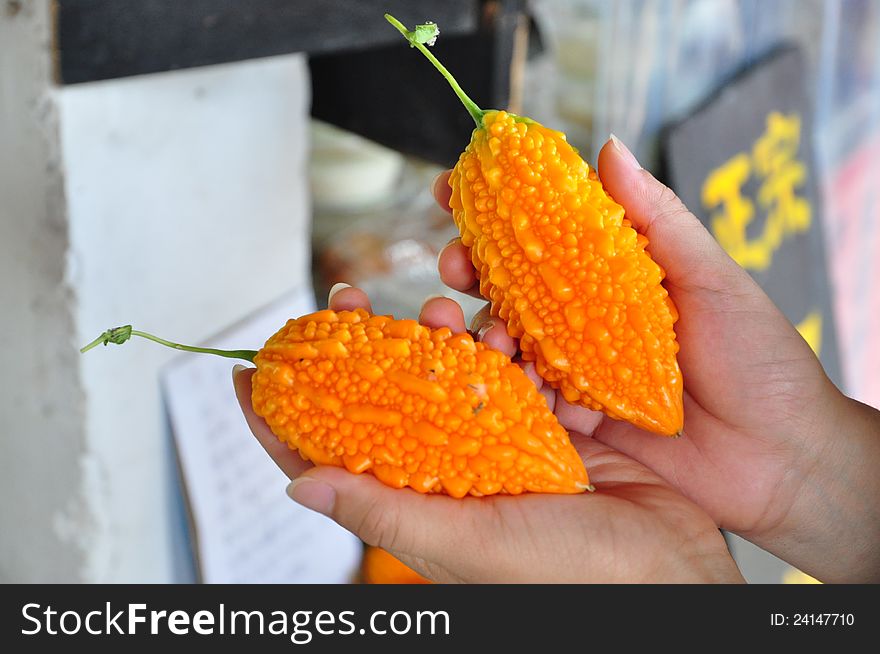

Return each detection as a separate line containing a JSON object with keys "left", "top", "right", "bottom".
{"left": 1, "top": 2, "right": 312, "bottom": 582}
{"left": 0, "top": 0, "right": 89, "bottom": 584}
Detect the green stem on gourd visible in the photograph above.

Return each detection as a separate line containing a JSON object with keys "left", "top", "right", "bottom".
{"left": 80, "top": 325, "right": 257, "bottom": 363}
{"left": 384, "top": 13, "right": 485, "bottom": 127}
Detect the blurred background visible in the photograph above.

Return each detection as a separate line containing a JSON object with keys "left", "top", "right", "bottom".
{"left": 1, "top": 0, "right": 878, "bottom": 584}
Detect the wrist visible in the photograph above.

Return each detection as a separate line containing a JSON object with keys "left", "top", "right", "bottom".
{"left": 755, "top": 392, "right": 880, "bottom": 582}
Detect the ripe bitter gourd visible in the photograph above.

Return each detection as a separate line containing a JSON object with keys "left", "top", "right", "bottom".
{"left": 387, "top": 15, "right": 683, "bottom": 436}
{"left": 82, "top": 309, "right": 591, "bottom": 496}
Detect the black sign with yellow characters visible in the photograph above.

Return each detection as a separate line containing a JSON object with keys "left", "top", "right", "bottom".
{"left": 663, "top": 46, "right": 841, "bottom": 385}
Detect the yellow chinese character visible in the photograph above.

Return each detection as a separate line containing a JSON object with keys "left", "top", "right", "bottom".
{"left": 702, "top": 153, "right": 755, "bottom": 266}
{"left": 702, "top": 112, "right": 812, "bottom": 272}
{"left": 753, "top": 112, "right": 812, "bottom": 255}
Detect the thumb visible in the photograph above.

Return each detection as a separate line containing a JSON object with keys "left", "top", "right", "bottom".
{"left": 286, "top": 466, "right": 469, "bottom": 580}
{"left": 597, "top": 135, "right": 756, "bottom": 297}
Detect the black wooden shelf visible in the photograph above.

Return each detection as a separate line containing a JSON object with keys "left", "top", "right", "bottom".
{"left": 54, "top": 0, "right": 525, "bottom": 166}
{"left": 55, "top": 0, "right": 479, "bottom": 84}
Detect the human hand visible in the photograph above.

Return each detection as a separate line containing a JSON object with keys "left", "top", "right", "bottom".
{"left": 435, "top": 136, "right": 880, "bottom": 583}
{"left": 233, "top": 286, "right": 743, "bottom": 583}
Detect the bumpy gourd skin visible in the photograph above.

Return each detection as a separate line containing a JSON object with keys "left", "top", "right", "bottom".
{"left": 251, "top": 308, "right": 590, "bottom": 497}
{"left": 450, "top": 111, "right": 683, "bottom": 436}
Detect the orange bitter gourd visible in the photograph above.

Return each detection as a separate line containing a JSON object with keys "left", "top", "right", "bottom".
{"left": 387, "top": 15, "right": 683, "bottom": 436}
{"left": 81, "top": 309, "right": 591, "bottom": 497}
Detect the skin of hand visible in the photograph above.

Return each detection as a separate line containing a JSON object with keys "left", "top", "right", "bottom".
{"left": 234, "top": 285, "right": 744, "bottom": 583}
{"left": 435, "top": 136, "right": 880, "bottom": 583}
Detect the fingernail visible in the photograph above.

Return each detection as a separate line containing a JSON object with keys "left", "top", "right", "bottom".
{"left": 286, "top": 477, "right": 336, "bottom": 516}
{"left": 328, "top": 282, "right": 351, "bottom": 304}
{"left": 232, "top": 363, "right": 247, "bottom": 381}
{"left": 610, "top": 133, "right": 642, "bottom": 170}
{"left": 475, "top": 321, "right": 495, "bottom": 341}
{"left": 423, "top": 294, "right": 448, "bottom": 304}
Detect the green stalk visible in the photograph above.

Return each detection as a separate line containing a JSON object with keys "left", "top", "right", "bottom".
{"left": 80, "top": 325, "right": 257, "bottom": 363}
{"left": 384, "top": 14, "right": 485, "bottom": 127}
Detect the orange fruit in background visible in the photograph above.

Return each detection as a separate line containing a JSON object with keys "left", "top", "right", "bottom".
{"left": 361, "top": 546, "right": 431, "bottom": 584}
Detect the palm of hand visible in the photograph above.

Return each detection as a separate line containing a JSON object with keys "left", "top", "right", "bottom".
{"left": 582, "top": 277, "right": 837, "bottom": 539}
{"left": 411, "top": 434, "right": 735, "bottom": 583}
{"left": 452, "top": 221, "right": 835, "bottom": 543}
